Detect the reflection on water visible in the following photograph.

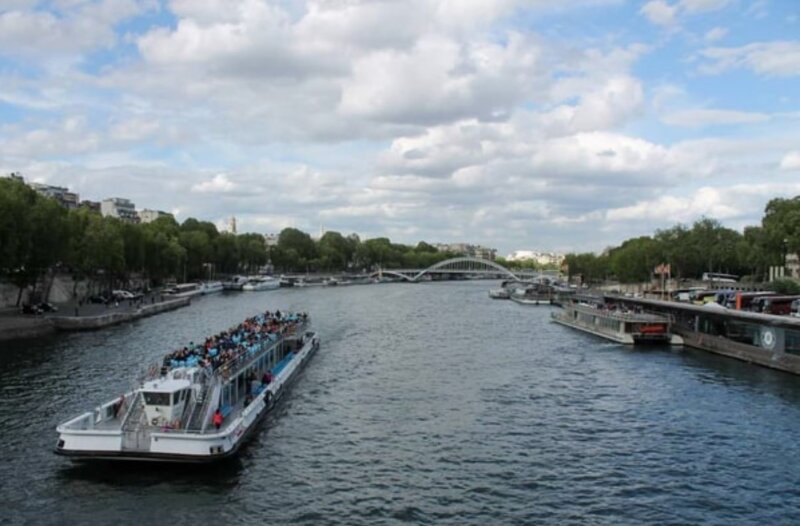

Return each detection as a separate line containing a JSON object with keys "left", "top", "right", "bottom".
{"left": 3, "top": 282, "right": 800, "bottom": 525}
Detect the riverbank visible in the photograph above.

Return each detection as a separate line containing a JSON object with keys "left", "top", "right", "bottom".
{"left": 0, "top": 296, "right": 190, "bottom": 342}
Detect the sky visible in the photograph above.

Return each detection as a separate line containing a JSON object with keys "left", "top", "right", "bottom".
{"left": 1, "top": 0, "right": 799, "bottom": 255}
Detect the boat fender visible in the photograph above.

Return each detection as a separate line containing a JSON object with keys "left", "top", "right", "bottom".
{"left": 265, "top": 391, "right": 273, "bottom": 406}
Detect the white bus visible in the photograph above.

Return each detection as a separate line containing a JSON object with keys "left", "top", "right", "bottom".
{"left": 701, "top": 272, "right": 738, "bottom": 283}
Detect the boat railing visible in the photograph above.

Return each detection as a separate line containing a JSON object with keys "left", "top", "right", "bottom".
{"left": 571, "top": 303, "right": 670, "bottom": 324}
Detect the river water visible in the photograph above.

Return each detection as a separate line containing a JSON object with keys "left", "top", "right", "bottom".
{"left": 2, "top": 281, "right": 800, "bottom": 525}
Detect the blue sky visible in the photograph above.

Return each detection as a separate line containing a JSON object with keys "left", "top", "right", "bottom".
{"left": 1, "top": 0, "right": 799, "bottom": 255}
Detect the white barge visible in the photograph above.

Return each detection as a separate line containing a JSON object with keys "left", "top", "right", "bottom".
{"left": 55, "top": 311, "right": 319, "bottom": 462}
{"left": 551, "top": 302, "right": 682, "bottom": 345}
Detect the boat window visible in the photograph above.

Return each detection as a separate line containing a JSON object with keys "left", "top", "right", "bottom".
{"left": 786, "top": 330, "right": 800, "bottom": 355}
{"left": 143, "top": 392, "right": 171, "bottom": 406}
{"left": 173, "top": 392, "right": 180, "bottom": 405}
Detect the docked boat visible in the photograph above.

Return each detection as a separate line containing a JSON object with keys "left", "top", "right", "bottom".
{"left": 55, "top": 311, "right": 319, "bottom": 462}
{"left": 510, "top": 283, "right": 554, "bottom": 305}
{"left": 242, "top": 276, "right": 280, "bottom": 291}
{"left": 551, "top": 301, "right": 681, "bottom": 345}
{"left": 489, "top": 288, "right": 511, "bottom": 299}
{"left": 164, "top": 283, "right": 203, "bottom": 299}
{"left": 295, "top": 277, "right": 325, "bottom": 287}
{"left": 222, "top": 275, "right": 249, "bottom": 290}
{"left": 200, "top": 281, "right": 224, "bottom": 294}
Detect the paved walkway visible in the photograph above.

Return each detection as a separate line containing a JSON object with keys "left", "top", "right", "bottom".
{"left": 0, "top": 292, "right": 170, "bottom": 342}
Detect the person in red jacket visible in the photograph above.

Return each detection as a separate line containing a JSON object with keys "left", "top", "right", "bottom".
{"left": 213, "top": 408, "right": 223, "bottom": 430}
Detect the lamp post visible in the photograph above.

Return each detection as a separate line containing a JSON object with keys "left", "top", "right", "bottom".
{"left": 782, "top": 238, "right": 789, "bottom": 279}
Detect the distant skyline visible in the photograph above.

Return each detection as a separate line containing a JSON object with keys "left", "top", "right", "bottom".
{"left": 1, "top": 0, "right": 799, "bottom": 254}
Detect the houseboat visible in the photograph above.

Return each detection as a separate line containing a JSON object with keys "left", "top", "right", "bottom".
{"left": 55, "top": 311, "right": 319, "bottom": 462}
{"left": 551, "top": 301, "right": 681, "bottom": 345}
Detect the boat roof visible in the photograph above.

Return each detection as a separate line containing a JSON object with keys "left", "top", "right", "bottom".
{"left": 142, "top": 378, "right": 191, "bottom": 392}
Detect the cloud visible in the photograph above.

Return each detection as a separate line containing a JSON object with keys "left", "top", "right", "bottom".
{"left": 0, "top": 0, "right": 144, "bottom": 59}
{"left": 699, "top": 41, "right": 800, "bottom": 77}
{"left": 640, "top": 0, "right": 678, "bottom": 27}
{"left": 641, "top": 0, "right": 731, "bottom": 28}
{"left": 781, "top": 151, "right": 800, "bottom": 170}
{"left": 704, "top": 26, "right": 728, "bottom": 43}
{"left": 662, "top": 108, "right": 770, "bottom": 127}
{"left": 191, "top": 174, "right": 238, "bottom": 193}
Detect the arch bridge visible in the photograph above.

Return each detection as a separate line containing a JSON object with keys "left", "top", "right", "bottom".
{"left": 369, "top": 257, "right": 543, "bottom": 283}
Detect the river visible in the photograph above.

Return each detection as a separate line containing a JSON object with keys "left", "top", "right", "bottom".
{"left": 2, "top": 281, "right": 800, "bottom": 524}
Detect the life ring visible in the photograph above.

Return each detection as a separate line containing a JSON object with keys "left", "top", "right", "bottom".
{"left": 151, "top": 418, "right": 159, "bottom": 426}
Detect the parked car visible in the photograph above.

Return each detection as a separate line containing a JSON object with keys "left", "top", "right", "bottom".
{"left": 87, "top": 294, "right": 109, "bottom": 304}
{"left": 112, "top": 290, "right": 136, "bottom": 300}
{"left": 38, "top": 302, "right": 58, "bottom": 312}
{"left": 21, "top": 304, "right": 43, "bottom": 315}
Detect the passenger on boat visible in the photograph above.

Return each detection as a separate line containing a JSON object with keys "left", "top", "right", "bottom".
{"left": 262, "top": 371, "right": 273, "bottom": 386}
{"left": 213, "top": 409, "right": 223, "bottom": 430}
{"left": 113, "top": 395, "right": 125, "bottom": 418}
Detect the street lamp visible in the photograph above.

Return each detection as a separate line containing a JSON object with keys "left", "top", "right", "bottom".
{"left": 782, "top": 238, "right": 789, "bottom": 278}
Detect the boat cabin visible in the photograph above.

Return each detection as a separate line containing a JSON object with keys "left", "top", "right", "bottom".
{"left": 140, "top": 378, "right": 192, "bottom": 427}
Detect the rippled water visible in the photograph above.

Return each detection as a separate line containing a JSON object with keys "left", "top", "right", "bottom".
{"left": 3, "top": 281, "right": 800, "bottom": 525}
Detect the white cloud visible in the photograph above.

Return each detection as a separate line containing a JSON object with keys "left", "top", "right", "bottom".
{"left": 641, "top": 0, "right": 731, "bottom": 28}
{"left": 781, "top": 151, "right": 800, "bottom": 170}
{"left": 605, "top": 188, "right": 735, "bottom": 222}
{"left": 662, "top": 108, "right": 770, "bottom": 127}
{"left": 679, "top": 0, "right": 731, "bottom": 13}
{"left": 191, "top": 174, "right": 238, "bottom": 193}
{"left": 640, "top": 0, "right": 678, "bottom": 27}
{"left": 704, "top": 26, "right": 728, "bottom": 43}
{"left": 699, "top": 41, "right": 800, "bottom": 77}
{"left": 0, "top": 0, "right": 144, "bottom": 59}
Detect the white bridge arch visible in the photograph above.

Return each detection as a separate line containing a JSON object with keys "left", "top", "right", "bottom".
{"left": 371, "top": 256, "right": 522, "bottom": 282}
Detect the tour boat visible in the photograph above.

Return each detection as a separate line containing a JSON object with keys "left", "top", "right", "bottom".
{"left": 551, "top": 301, "right": 681, "bottom": 345}
{"left": 55, "top": 311, "right": 319, "bottom": 462}
{"left": 242, "top": 276, "right": 280, "bottom": 291}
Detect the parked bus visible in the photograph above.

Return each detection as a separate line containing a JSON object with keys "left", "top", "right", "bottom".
{"left": 701, "top": 272, "right": 739, "bottom": 283}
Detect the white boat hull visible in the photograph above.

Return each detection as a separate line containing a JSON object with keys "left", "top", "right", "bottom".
{"left": 56, "top": 333, "right": 320, "bottom": 463}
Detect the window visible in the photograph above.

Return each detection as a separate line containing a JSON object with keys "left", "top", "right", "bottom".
{"left": 786, "top": 330, "right": 800, "bottom": 355}
{"left": 143, "top": 392, "right": 171, "bottom": 405}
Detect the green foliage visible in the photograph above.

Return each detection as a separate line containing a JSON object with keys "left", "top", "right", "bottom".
{"left": 770, "top": 278, "right": 800, "bottom": 295}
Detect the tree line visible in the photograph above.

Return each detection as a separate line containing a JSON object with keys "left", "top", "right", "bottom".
{"left": 564, "top": 197, "right": 800, "bottom": 284}
{"left": 0, "top": 177, "right": 466, "bottom": 303}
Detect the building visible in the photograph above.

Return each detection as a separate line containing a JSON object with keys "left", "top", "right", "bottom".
{"left": 138, "top": 209, "right": 173, "bottom": 224}
{"left": 264, "top": 233, "right": 279, "bottom": 247}
{"left": 435, "top": 243, "right": 497, "bottom": 261}
{"left": 80, "top": 200, "right": 101, "bottom": 212}
{"left": 101, "top": 197, "right": 139, "bottom": 223}
{"left": 787, "top": 253, "right": 800, "bottom": 280}
{"left": 507, "top": 250, "right": 563, "bottom": 267}
{"left": 29, "top": 182, "right": 79, "bottom": 209}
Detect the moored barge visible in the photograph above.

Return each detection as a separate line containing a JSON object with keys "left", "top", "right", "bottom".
{"left": 55, "top": 310, "right": 319, "bottom": 462}
{"left": 551, "top": 302, "right": 681, "bottom": 345}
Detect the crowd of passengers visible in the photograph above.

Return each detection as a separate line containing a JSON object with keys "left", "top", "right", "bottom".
{"left": 160, "top": 310, "right": 308, "bottom": 376}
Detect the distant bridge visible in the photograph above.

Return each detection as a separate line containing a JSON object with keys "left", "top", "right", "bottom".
{"left": 369, "top": 257, "right": 556, "bottom": 283}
